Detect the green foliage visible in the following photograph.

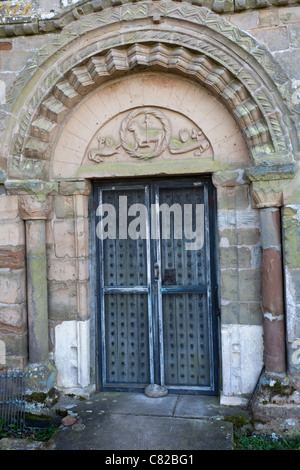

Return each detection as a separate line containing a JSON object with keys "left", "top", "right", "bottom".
{"left": 235, "top": 435, "right": 300, "bottom": 450}
{"left": 224, "top": 414, "right": 250, "bottom": 429}
{"left": 26, "top": 392, "right": 48, "bottom": 404}
{"left": 55, "top": 408, "right": 68, "bottom": 417}
{"left": 27, "top": 424, "right": 58, "bottom": 442}
{"left": 0, "top": 416, "right": 58, "bottom": 442}
{"left": 260, "top": 379, "right": 296, "bottom": 403}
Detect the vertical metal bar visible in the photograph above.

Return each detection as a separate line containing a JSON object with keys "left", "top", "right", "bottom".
{"left": 7, "top": 373, "right": 10, "bottom": 428}
{"left": 145, "top": 184, "right": 154, "bottom": 384}
{"left": 16, "top": 373, "right": 20, "bottom": 429}
{"left": 22, "top": 373, "right": 26, "bottom": 431}
{"left": 11, "top": 373, "right": 14, "bottom": 428}
{"left": 9, "top": 372, "right": 12, "bottom": 429}
{"left": 204, "top": 183, "right": 215, "bottom": 391}
{"left": 0, "top": 373, "right": 3, "bottom": 427}
{"left": 3, "top": 373, "right": 7, "bottom": 429}
{"left": 98, "top": 188, "right": 107, "bottom": 388}
{"left": 154, "top": 185, "right": 165, "bottom": 386}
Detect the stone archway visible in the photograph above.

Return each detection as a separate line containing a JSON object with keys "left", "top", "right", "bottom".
{"left": 1, "top": 2, "right": 298, "bottom": 398}
{"left": 51, "top": 72, "right": 250, "bottom": 180}
{"left": 2, "top": 3, "right": 298, "bottom": 171}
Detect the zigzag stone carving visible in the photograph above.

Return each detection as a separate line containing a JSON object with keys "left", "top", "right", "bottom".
{"left": 2, "top": 3, "right": 296, "bottom": 173}
{"left": 1, "top": 0, "right": 300, "bottom": 38}
{"left": 23, "top": 43, "right": 270, "bottom": 164}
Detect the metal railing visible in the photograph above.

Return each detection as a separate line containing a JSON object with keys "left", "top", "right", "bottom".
{"left": 0, "top": 369, "right": 27, "bottom": 431}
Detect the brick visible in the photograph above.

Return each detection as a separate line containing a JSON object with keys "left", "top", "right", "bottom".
{"left": 54, "top": 195, "right": 74, "bottom": 219}
{"left": 219, "top": 228, "right": 260, "bottom": 246}
{"left": 221, "top": 301, "right": 249, "bottom": 324}
{"left": 0, "top": 269, "right": 26, "bottom": 304}
{"left": 225, "top": 10, "right": 258, "bottom": 30}
{"left": 249, "top": 302, "right": 263, "bottom": 325}
{"left": 3, "top": 356, "right": 27, "bottom": 370}
{"left": 0, "top": 220, "right": 24, "bottom": 247}
{"left": 77, "top": 258, "right": 89, "bottom": 281}
{"left": 220, "top": 246, "right": 251, "bottom": 268}
{"left": 220, "top": 269, "right": 239, "bottom": 301}
{"left": 282, "top": 214, "right": 300, "bottom": 268}
{"left": 0, "top": 50, "right": 33, "bottom": 73}
{"left": 273, "top": 49, "right": 300, "bottom": 80}
{"left": 48, "top": 281, "right": 78, "bottom": 321}
{"left": 47, "top": 259, "right": 77, "bottom": 282}
{"left": 251, "top": 26, "right": 289, "bottom": 52}
{"left": 239, "top": 269, "right": 262, "bottom": 302}
{"left": 53, "top": 195, "right": 89, "bottom": 218}
{"left": 289, "top": 24, "right": 300, "bottom": 48}
{"left": 75, "top": 218, "right": 89, "bottom": 257}
{"left": 0, "top": 303, "right": 26, "bottom": 328}
{"left": 279, "top": 6, "right": 300, "bottom": 24}
{"left": 0, "top": 195, "right": 19, "bottom": 219}
{"left": 45, "top": 219, "right": 54, "bottom": 249}
{"left": 258, "top": 9, "right": 279, "bottom": 28}
{"left": 11, "top": 35, "right": 52, "bottom": 52}
{"left": 73, "top": 194, "right": 89, "bottom": 218}
{"left": 217, "top": 185, "right": 249, "bottom": 210}
{"left": 59, "top": 180, "right": 91, "bottom": 196}
{"left": 0, "top": 247, "right": 25, "bottom": 269}
{"left": 0, "top": 42, "right": 12, "bottom": 51}
{"left": 53, "top": 219, "right": 75, "bottom": 258}
{"left": 0, "top": 331, "right": 27, "bottom": 357}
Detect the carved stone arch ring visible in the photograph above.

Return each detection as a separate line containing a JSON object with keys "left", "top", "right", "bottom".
{"left": 120, "top": 108, "right": 171, "bottom": 160}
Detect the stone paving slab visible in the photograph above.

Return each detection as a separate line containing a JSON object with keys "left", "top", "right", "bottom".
{"left": 0, "top": 392, "right": 240, "bottom": 450}
{"left": 85, "top": 392, "right": 179, "bottom": 416}
{"left": 174, "top": 395, "right": 247, "bottom": 418}
{"left": 49, "top": 413, "right": 233, "bottom": 450}
{"left": 45, "top": 392, "right": 235, "bottom": 450}
{"left": 0, "top": 438, "right": 44, "bottom": 450}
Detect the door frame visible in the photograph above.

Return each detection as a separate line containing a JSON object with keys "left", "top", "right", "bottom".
{"left": 91, "top": 175, "right": 220, "bottom": 395}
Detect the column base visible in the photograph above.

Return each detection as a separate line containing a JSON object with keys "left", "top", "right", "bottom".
{"left": 26, "top": 361, "right": 57, "bottom": 393}
{"left": 251, "top": 373, "right": 300, "bottom": 434}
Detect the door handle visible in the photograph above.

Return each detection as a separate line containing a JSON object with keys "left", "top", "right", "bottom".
{"left": 154, "top": 263, "right": 159, "bottom": 281}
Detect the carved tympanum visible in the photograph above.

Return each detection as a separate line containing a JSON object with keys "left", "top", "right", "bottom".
{"left": 88, "top": 107, "right": 212, "bottom": 162}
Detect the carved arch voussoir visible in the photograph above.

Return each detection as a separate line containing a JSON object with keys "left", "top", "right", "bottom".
{"left": 24, "top": 43, "right": 272, "bottom": 164}
{"left": 5, "top": 3, "right": 296, "bottom": 172}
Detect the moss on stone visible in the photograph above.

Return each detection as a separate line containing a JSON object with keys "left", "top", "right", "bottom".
{"left": 26, "top": 392, "right": 48, "bottom": 404}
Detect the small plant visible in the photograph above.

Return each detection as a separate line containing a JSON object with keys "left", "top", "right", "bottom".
{"left": 0, "top": 415, "right": 58, "bottom": 442}
{"left": 224, "top": 414, "right": 250, "bottom": 430}
{"left": 28, "top": 424, "right": 58, "bottom": 442}
{"left": 26, "top": 392, "right": 48, "bottom": 404}
{"left": 55, "top": 408, "right": 68, "bottom": 417}
{"left": 259, "top": 379, "right": 296, "bottom": 403}
{"left": 235, "top": 434, "right": 300, "bottom": 450}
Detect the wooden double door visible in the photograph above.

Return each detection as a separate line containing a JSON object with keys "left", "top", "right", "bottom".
{"left": 94, "top": 177, "right": 219, "bottom": 394}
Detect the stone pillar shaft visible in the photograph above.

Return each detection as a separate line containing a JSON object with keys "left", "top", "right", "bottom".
{"left": 25, "top": 220, "right": 49, "bottom": 364}
{"left": 260, "top": 207, "right": 286, "bottom": 375}
{"left": 19, "top": 194, "right": 52, "bottom": 365}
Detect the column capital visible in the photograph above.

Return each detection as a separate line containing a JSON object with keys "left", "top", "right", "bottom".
{"left": 18, "top": 194, "right": 52, "bottom": 220}
{"left": 250, "top": 186, "right": 283, "bottom": 209}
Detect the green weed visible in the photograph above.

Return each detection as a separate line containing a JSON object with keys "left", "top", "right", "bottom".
{"left": 235, "top": 434, "right": 300, "bottom": 450}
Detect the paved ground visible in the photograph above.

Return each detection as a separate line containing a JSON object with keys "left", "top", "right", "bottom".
{"left": 0, "top": 391, "right": 250, "bottom": 451}
{"left": 41, "top": 392, "right": 248, "bottom": 451}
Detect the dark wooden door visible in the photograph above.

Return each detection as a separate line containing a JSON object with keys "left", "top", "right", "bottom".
{"left": 94, "top": 178, "right": 219, "bottom": 394}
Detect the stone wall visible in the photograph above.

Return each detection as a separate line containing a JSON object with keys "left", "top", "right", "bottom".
{"left": 0, "top": 193, "right": 26, "bottom": 369}
{"left": 47, "top": 183, "right": 90, "bottom": 389}
{"left": 225, "top": 6, "right": 300, "bottom": 81}
{"left": 0, "top": 0, "right": 299, "bottom": 402}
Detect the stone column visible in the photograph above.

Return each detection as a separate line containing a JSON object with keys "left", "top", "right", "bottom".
{"left": 251, "top": 188, "right": 286, "bottom": 376}
{"left": 19, "top": 195, "right": 52, "bottom": 364}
